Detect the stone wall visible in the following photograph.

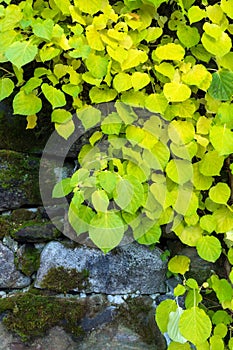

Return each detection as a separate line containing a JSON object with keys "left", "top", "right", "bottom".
{"left": 0, "top": 105, "right": 221, "bottom": 349}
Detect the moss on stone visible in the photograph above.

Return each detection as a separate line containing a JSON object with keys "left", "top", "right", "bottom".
{"left": 40, "top": 266, "right": 89, "bottom": 293}
{"left": 0, "top": 292, "right": 86, "bottom": 341}
{"left": 0, "top": 216, "right": 12, "bottom": 238}
{"left": 16, "top": 245, "right": 41, "bottom": 277}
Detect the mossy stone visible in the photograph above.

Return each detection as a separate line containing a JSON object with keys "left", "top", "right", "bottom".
{"left": 0, "top": 292, "right": 86, "bottom": 341}
{"left": 16, "top": 244, "right": 41, "bottom": 277}
{"left": 40, "top": 266, "right": 89, "bottom": 293}
{"left": 0, "top": 216, "right": 11, "bottom": 238}
{"left": 0, "top": 150, "right": 41, "bottom": 210}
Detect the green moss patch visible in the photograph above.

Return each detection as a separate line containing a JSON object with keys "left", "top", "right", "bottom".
{"left": 0, "top": 292, "right": 86, "bottom": 341}
{"left": 40, "top": 266, "right": 89, "bottom": 293}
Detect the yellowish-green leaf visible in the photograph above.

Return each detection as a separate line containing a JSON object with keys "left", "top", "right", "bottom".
{"left": 168, "top": 120, "right": 195, "bottom": 145}
{"left": 164, "top": 82, "right": 191, "bottom": 102}
{"left": 209, "top": 182, "right": 231, "bottom": 204}
{"left": 90, "top": 86, "right": 117, "bottom": 103}
{"left": 155, "top": 299, "right": 177, "bottom": 333}
{"left": 32, "top": 18, "right": 54, "bottom": 40}
{"left": 153, "top": 43, "right": 185, "bottom": 61}
{"left": 51, "top": 109, "right": 72, "bottom": 124}
{"left": 145, "top": 93, "right": 168, "bottom": 113}
{"left": 13, "top": 91, "right": 42, "bottom": 115}
{"left": 77, "top": 106, "right": 101, "bottom": 130}
{"left": 199, "top": 151, "right": 224, "bottom": 176}
{"left": 168, "top": 255, "right": 190, "bottom": 274}
{"left": 221, "top": 0, "right": 233, "bottom": 19}
{"left": 26, "top": 115, "right": 37, "bottom": 129}
{"left": 188, "top": 6, "right": 206, "bottom": 24}
{"left": 200, "top": 215, "right": 216, "bottom": 232}
{"left": 121, "top": 49, "right": 148, "bottom": 70}
{"left": 182, "top": 64, "right": 212, "bottom": 91}
{"left": 113, "top": 72, "right": 132, "bottom": 92}
{"left": 177, "top": 25, "right": 200, "bottom": 48}
{"left": 74, "top": 0, "right": 108, "bottom": 15}
{"left": 92, "top": 190, "right": 109, "bottom": 212}
{"left": 0, "top": 78, "right": 14, "bottom": 101}
{"left": 55, "top": 119, "right": 75, "bottom": 139}
{"left": 6, "top": 41, "right": 38, "bottom": 69}
{"left": 197, "top": 236, "right": 222, "bottom": 262}
{"left": 41, "top": 83, "right": 66, "bottom": 109}
{"left": 131, "top": 72, "right": 150, "bottom": 91}
{"left": 202, "top": 31, "right": 231, "bottom": 57}
{"left": 54, "top": 0, "right": 70, "bottom": 15}
{"left": 166, "top": 159, "right": 193, "bottom": 185}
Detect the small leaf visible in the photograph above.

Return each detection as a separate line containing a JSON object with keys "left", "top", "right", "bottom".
{"left": 196, "top": 236, "right": 222, "bottom": 262}
{"left": 55, "top": 119, "right": 75, "bottom": 139}
{"left": 153, "top": 43, "right": 185, "bottom": 61}
{"left": 41, "top": 83, "right": 66, "bottom": 109}
{"left": 208, "top": 70, "right": 233, "bottom": 101}
{"left": 174, "top": 284, "right": 186, "bottom": 297}
{"left": 26, "top": 115, "right": 37, "bottom": 129}
{"left": 0, "top": 78, "right": 14, "bottom": 101}
{"left": 6, "top": 41, "right": 38, "bottom": 69}
{"left": 13, "top": 91, "right": 42, "bottom": 115}
{"left": 51, "top": 109, "right": 72, "bottom": 124}
{"left": 52, "top": 178, "right": 72, "bottom": 198}
{"left": 200, "top": 215, "right": 216, "bottom": 232}
{"left": 77, "top": 106, "right": 101, "bottom": 130}
{"left": 168, "top": 255, "right": 191, "bottom": 275}
{"left": 155, "top": 299, "right": 177, "bottom": 333}
{"left": 209, "top": 182, "right": 231, "bottom": 204}
{"left": 179, "top": 307, "right": 212, "bottom": 346}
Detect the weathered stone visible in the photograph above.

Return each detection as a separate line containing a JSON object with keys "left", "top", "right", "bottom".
{"left": 35, "top": 241, "right": 167, "bottom": 294}
{"left": 0, "top": 150, "right": 41, "bottom": 211}
{"left": 0, "top": 243, "right": 30, "bottom": 288}
{"left": 16, "top": 244, "right": 40, "bottom": 277}
{"left": 11, "top": 223, "right": 61, "bottom": 242}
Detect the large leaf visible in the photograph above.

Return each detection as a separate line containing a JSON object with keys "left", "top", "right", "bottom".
{"left": 155, "top": 299, "right": 177, "bottom": 333}
{"left": 208, "top": 70, "right": 233, "bottom": 101}
{"left": 41, "top": 83, "right": 66, "bottom": 109}
{"left": 89, "top": 212, "right": 125, "bottom": 253}
{"left": 13, "top": 91, "right": 42, "bottom": 115}
{"left": 113, "top": 73, "right": 132, "bottom": 92}
{"left": 32, "top": 18, "right": 54, "bottom": 40}
{"left": 168, "top": 120, "right": 195, "bottom": 145}
{"left": 179, "top": 307, "right": 212, "bottom": 346}
{"left": 199, "top": 151, "right": 224, "bottom": 176}
{"left": 210, "top": 125, "right": 233, "bottom": 155}
{"left": 196, "top": 236, "right": 222, "bottom": 262}
{"left": 163, "top": 82, "right": 191, "bottom": 102}
{"left": 153, "top": 43, "right": 185, "bottom": 61}
{"left": 0, "top": 78, "right": 14, "bottom": 101}
{"left": 166, "top": 159, "right": 193, "bottom": 185}
{"left": 202, "top": 31, "right": 231, "bottom": 57}
{"left": 6, "top": 41, "right": 38, "bottom": 69}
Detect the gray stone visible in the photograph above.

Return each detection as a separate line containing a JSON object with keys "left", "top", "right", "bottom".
{"left": 0, "top": 150, "right": 41, "bottom": 211}
{"left": 35, "top": 241, "right": 167, "bottom": 294}
{"left": 0, "top": 243, "right": 30, "bottom": 288}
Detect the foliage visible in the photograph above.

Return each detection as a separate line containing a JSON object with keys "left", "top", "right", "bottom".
{"left": 1, "top": 0, "right": 233, "bottom": 346}
{"left": 156, "top": 256, "right": 233, "bottom": 349}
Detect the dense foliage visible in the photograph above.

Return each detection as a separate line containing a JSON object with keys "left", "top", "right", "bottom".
{"left": 1, "top": 0, "right": 233, "bottom": 348}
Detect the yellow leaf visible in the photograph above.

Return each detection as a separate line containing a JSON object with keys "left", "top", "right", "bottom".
{"left": 26, "top": 115, "right": 37, "bottom": 129}
{"left": 163, "top": 82, "right": 191, "bottom": 102}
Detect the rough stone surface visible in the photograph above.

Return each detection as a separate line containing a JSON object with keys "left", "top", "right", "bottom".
{"left": 0, "top": 150, "right": 41, "bottom": 211}
{"left": 35, "top": 241, "right": 167, "bottom": 294}
{"left": 0, "top": 243, "right": 30, "bottom": 288}
{"left": 12, "top": 223, "right": 61, "bottom": 243}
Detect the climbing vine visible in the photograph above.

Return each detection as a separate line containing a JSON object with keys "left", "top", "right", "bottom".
{"left": 1, "top": 0, "right": 233, "bottom": 348}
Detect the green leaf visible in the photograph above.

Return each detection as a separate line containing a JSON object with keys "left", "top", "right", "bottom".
{"left": 168, "top": 308, "right": 187, "bottom": 344}
{"left": 211, "top": 276, "right": 233, "bottom": 303}
{"left": 174, "top": 284, "right": 186, "bottom": 297}
{"left": 178, "top": 225, "right": 203, "bottom": 247}
{"left": 188, "top": 6, "right": 206, "bottom": 24}
{"left": 186, "top": 278, "right": 199, "bottom": 289}
{"left": 208, "top": 70, "right": 233, "bottom": 101}
{"left": 153, "top": 43, "right": 185, "bottom": 61}
{"left": 216, "top": 103, "right": 233, "bottom": 129}
{"left": 199, "top": 151, "right": 224, "bottom": 176}
{"left": 185, "top": 289, "right": 203, "bottom": 308}
{"left": 166, "top": 159, "right": 193, "bottom": 185}
{"left": 182, "top": 64, "right": 212, "bottom": 91}
{"left": 55, "top": 119, "right": 75, "bottom": 139}
{"left": 214, "top": 323, "right": 228, "bottom": 338}
{"left": 32, "top": 18, "right": 54, "bottom": 40}
{"left": 23, "top": 77, "right": 42, "bottom": 94}
{"left": 210, "top": 125, "right": 233, "bottom": 155}
{"left": 85, "top": 53, "right": 109, "bottom": 79}
{"left": 89, "top": 86, "right": 117, "bottom": 103}
{"left": 62, "top": 84, "right": 81, "bottom": 98}
{"left": 168, "top": 342, "right": 191, "bottom": 350}
{"left": 70, "top": 169, "right": 89, "bottom": 187}
{"left": 13, "top": 91, "right": 42, "bottom": 115}
{"left": 131, "top": 72, "right": 150, "bottom": 91}
{"left": 168, "top": 120, "right": 195, "bottom": 145}
{"left": 213, "top": 207, "right": 233, "bottom": 233}
{"left": 134, "top": 218, "right": 161, "bottom": 245}
{"left": 113, "top": 73, "right": 133, "bottom": 92}
{"left": 209, "top": 182, "right": 231, "bottom": 204}
{"left": 89, "top": 212, "right": 125, "bottom": 253}
{"left": 77, "top": 106, "right": 101, "bottom": 130}
{"left": 74, "top": 0, "right": 108, "bottom": 15}
{"left": 196, "top": 236, "right": 222, "bottom": 262}
{"left": 6, "top": 41, "right": 38, "bottom": 69}
{"left": 145, "top": 93, "right": 168, "bottom": 114}
{"left": 202, "top": 31, "right": 231, "bottom": 57}
{"left": 0, "top": 78, "right": 14, "bottom": 101}
{"left": 164, "top": 82, "right": 191, "bottom": 102}
{"left": 177, "top": 25, "right": 200, "bottom": 48}
{"left": 41, "top": 83, "right": 66, "bottom": 109}
{"left": 68, "top": 202, "right": 95, "bottom": 236}
{"left": 101, "top": 112, "right": 122, "bottom": 135}
{"left": 155, "top": 299, "right": 177, "bottom": 333}
{"left": 121, "top": 49, "right": 148, "bottom": 70}
{"left": 97, "top": 171, "right": 118, "bottom": 193}
{"left": 54, "top": 0, "right": 71, "bottom": 15}
{"left": 200, "top": 215, "right": 216, "bottom": 232}
{"left": 40, "top": 46, "right": 60, "bottom": 62}
{"left": 168, "top": 255, "right": 191, "bottom": 274}
{"left": 92, "top": 190, "right": 109, "bottom": 212}
{"left": 179, "top": 307, "right": 212, "bottom": 346}
{"left": 52, "top": 178, "right": 72, "bottom": 198}
{"left": 51, "top": 109, "right": 72, "bottom": 124}
{"left": 212, "top": 310, "right": 232, "bottom": 326}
